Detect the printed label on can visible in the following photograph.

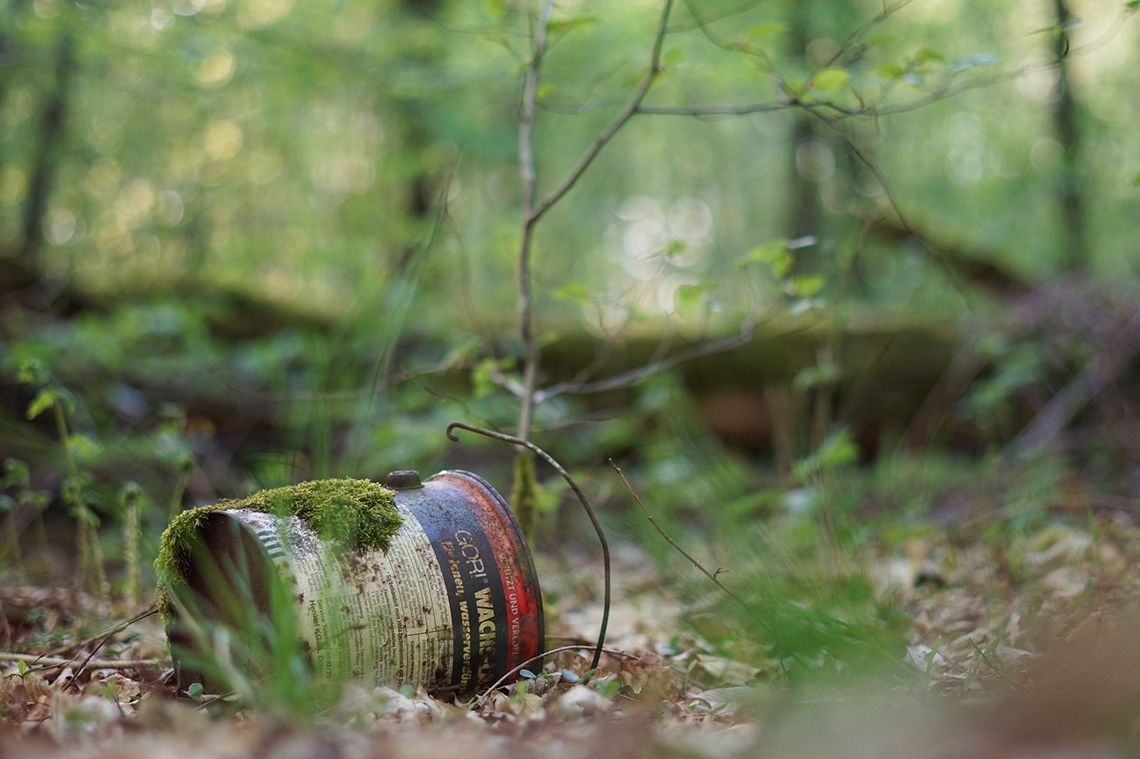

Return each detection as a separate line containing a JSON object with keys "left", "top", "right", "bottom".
{"left": 228, "top": 505, "right": 456, "bottom": 688}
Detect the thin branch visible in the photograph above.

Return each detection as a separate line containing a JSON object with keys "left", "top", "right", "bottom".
{"left": 535, "top": 317, "right": 765, "bottom": 403}
{"left": 446, "top": 422, "right": 610, "bottom": 671}
{"left": 639, "top": 9, "right": 1123, "bottom": 124}
{"left": 636, "top": 71, "right": 1017, "bottom": 121}
{"left": 666, "top": 0, "right": 767, "bottom": 34}
{"left": 536, "top": 59, "right": 631, "bottom": 116}
{"left": 824, "top": 0, "right": 916, "bottom": 69}
{"left": 794, "top": 100, "right": 973, "bottom": 303}
{"left": 0, "top": 652, "right": 160, "bottom": 669}
{"left": 488, "top": 366, "right": 529, "bottom": 399}
{"left": 609, "top": 460, "right": 747, "bottom": 609}
{"left": 495, "top": 313, "right": 810, "bottom": 411}
{"left": 1066, "top": 5, "right": 1135, "bottom": 57}
{"left": 471, "top": 643, "right": 642, "bottom": 709}
{"left": 70, "top": 606, "right": 159, "bottom": 688}
{"left": 528, "top": 0, "right": 676, "bottom": 227}
{"left": 678, "top": 0, "right": 1121, "bottom": 129}
{"left": 638, "top": 99, "right": 796, "bottom": 118}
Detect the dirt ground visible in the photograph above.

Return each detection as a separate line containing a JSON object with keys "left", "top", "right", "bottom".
{"left": 2, "top": 514, "right": 1138, "bottom": 759}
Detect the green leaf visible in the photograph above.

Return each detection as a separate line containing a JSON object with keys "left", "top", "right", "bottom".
{"left": 547, "top": 15, "right": 599, "bottom": 38}
{"left": 592, "top": 674, "right": 621, "bottom": 699}
{"left": 783, "top": 77, "right": 808, "bottom": 99}
{"left": 914, "top": 48, "right": 946, "bottom": 65}
{"left": 553, "top": 281, "right": 591, "bottom": 304}
{"left": 874, "top": 62, "right": 907, "bottom": 80}
{"left": 747, "top": 23, "right": 785, "bottom": 40}
{"left": 740, "top": 239, "right": 792, "bottom": 279}
{"left": 471, "top": 358, "right": 505, "bottom": 399}
{"left": 789, "top": 275, "right": 824, "bottom": 297}
{"left": 17, "top": 660, "right": 28, "bottom": 677}
{"left": 1132, "top": 171, "right": 1140, "bottom": 187}
{"left": 792, "top": 361, "right": 839, "bottom": 393}
{"left": 186, "top": 682, "right": 204, "bottom": 701}
{"left": 2, "top": 459, "right": 30, "bottom": 489}
{"left": 536, "top": 82, "right": 557, "bottom": 103}
{"left": 794, "top": 429, "right": 859, "bottom": 481}
{"left": 482, "top": 0, "right": 507, "bottom": 20}
{"left": 26, "top": 388, "right": 57, "bottom": 420}
{"left": 664, "top": 47, "right": 685, "bottom": 67}
{"left": 17, "top": 359, "right": 50, "bottom": 387}
{"left": 67, "top": 434, "right": 102, "bottom": 464}
{"left": 812, "top": 67, "right": 849, "bottom": 94}
{"left": 673, "top": 283, "right": 706, "bottom": 313}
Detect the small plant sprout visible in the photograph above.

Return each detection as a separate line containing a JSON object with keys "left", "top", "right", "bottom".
{"left": 18, "top": 359, "right": 110, "bottom": 603}
{"left": 120, "top": 482, "right": 143, "bottom": 611}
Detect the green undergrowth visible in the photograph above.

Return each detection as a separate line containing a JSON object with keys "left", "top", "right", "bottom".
{"left": 154, "top": 478, "right": 401, "bottom": 619}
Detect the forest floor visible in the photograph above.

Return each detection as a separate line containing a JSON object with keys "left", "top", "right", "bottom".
{"left": 2, "top": 508, "right": 1138, "bottom": 759}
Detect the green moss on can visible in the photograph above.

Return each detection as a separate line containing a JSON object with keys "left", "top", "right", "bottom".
{"left": 154, "top": 478, "right": 401, "bottom": 620}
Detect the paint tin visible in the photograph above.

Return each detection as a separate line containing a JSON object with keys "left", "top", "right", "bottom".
{"left": 165, "top": 470, "right": 544, "bottom": 695}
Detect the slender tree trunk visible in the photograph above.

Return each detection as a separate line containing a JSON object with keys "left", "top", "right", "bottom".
{"left": 0, "top": 0, "right": 33, "bottom": 139}
{"left": 1051, "top": 0, "right": 1085, "bottom": 272}
{"left": 19, "top": 31, "right": 75, "bottom": 265}
{"left": 788, "top": 116, "right": 821, "bottom": 241}
{"left": 387, "top": 0, "right": 443, "bottom": 273}
{"left": 785, "top": 2, "right": 821, "bottom": 263}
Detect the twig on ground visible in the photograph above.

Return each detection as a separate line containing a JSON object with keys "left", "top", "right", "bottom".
{"left": 69, "top": 605, "right": 159, "bottom": 689}
{"left": 194, "top": 692, "right": 236, "bottom": 712}
{"left": 971, "top": 641, "right": 1012, "bottom": 684}
{"left": 446, "top": 422, "right": 610, "bottom": 671}
{"left": 610, "top": 460, "right": 748, "bottom": 609}
{"left": 0, "top": 652, "right": 161, "bottom": 669}
{"left": 471, "top": 643, "right": 642, "bottom": 710}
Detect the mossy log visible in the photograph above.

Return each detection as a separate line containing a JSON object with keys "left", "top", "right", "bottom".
{"left": 540, "top": 322, "right": 962, "bottom": 452}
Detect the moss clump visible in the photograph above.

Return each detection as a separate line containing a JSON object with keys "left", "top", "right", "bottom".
{"left": 241, "top": 478, "right": 402, "bottom": 552}
{"left": 154, "top": 478, "right": 400, "bottom": 620}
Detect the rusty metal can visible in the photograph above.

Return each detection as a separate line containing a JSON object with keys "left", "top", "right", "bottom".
{"left": 165, "top": 470, "right": 543, "bottom": 695}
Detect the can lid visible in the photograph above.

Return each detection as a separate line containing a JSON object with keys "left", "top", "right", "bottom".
{"left": 385, "top": 470, "right": 423, "bottom": 490}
